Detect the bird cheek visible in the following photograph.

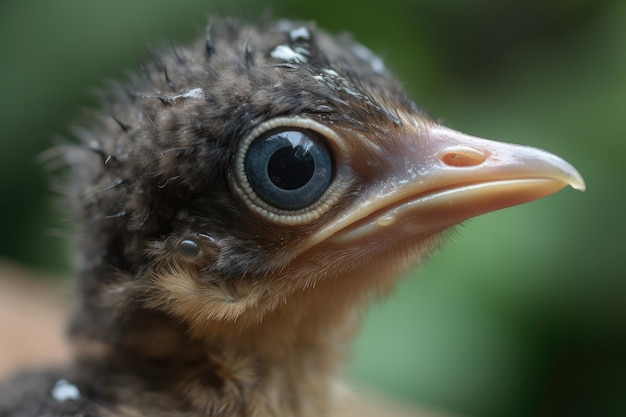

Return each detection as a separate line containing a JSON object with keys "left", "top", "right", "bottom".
{"left": 144, "top": 264, "right": 262, "bottom": 326}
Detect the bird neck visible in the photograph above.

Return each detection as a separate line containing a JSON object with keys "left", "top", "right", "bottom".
{"left": 201, "top": 298, "right": 360, "bottom": 416}
{"left": 185, "top": 280, "right": 368, "bottom": 416}
{"left": 73, "top": 268, "right": 382, "bottom": 417}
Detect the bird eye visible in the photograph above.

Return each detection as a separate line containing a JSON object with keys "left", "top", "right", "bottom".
{"left": 232, "top": 117, "right": 348, "bottom": 225}
{"left": 244, "top": 129, "right": 334, "bottom": 210}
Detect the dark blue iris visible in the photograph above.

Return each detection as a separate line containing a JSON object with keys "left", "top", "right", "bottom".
{"left": 245, "top": 129, "right": 334, "bottom": 210}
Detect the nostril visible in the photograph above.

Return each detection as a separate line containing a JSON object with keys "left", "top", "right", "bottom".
{"left": 441, "top": 146, "right": 488, "bottom": 167}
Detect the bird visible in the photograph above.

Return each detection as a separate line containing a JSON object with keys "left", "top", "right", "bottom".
{"left": 0, "top": 18, "right": 585, "bottom": 417}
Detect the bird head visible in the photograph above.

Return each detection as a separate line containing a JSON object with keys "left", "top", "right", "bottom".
{"left": 66, "top": 19, "right": 584, "bottom": 354}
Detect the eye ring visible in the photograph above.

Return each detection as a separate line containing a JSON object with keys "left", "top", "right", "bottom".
{"left": 231, "top": 117, "right": 350, "bottom": 225}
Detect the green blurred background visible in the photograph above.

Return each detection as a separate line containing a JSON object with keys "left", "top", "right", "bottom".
{"left": 0, "top": 1, "right": 624, "bottom": 416}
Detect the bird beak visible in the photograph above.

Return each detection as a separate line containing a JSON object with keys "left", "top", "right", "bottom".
{"left": 319, "top": 126, "right": 585, "bottom": 245}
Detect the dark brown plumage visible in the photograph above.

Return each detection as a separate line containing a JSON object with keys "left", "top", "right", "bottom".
{"left": 0, "top": 18, "right": 584, "bottom": 417}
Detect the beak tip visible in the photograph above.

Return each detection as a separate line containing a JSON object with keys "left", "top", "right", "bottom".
{"left": 561, "top": 163, "right": 586, "bottom": 192}
{"left": 571, "top": 179, "right": 586, "bottom": 192}
{"left": 531, "top": 145, "right": 586, "bottom": 193}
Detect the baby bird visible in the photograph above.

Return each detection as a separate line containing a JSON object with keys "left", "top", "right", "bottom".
{"left": 0, "top": 18, "right": 584, "bottom": 417}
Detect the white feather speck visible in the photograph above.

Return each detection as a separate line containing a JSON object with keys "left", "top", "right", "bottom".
{"left": 180, "top": 88, "right": 205, "bottom": 99}
{"left": 51, "top": 379, "right": 81, "bottom": 402}
{"left": 289, "top": 27, "right": 310, "bottom": 42}
{"left": 270, "top": 45, "right": 307, "bottom": 63}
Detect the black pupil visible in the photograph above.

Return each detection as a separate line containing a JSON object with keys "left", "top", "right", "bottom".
{"left": 268, "top": 146, "right": 314, "bottom": 190}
